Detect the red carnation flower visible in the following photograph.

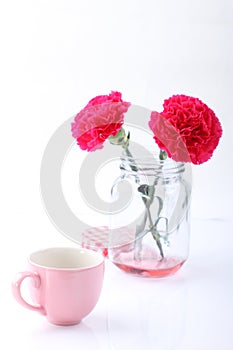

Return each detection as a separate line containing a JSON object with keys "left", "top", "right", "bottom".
{"left": 149, "top": 95, "right": 222, "bottom": 164}
{"left": 71, "top": 91, "right": 130, "bottom": 151}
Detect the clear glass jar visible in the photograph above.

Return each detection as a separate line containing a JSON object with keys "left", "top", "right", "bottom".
{"left": 108, "top": 152, "right": 192, "bottom": 277}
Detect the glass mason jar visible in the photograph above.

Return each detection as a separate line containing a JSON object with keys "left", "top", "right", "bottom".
{"left": 108, "top": 151, "right": 192, "bottom": 277}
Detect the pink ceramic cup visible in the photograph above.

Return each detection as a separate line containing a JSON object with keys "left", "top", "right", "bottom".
{"left": 12, "top": 247, "right": 104, "bottom": 325}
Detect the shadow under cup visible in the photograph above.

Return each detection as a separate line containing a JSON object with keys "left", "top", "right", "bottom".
{"left": 12, "top": 247, "right": 105, "bottom": 326}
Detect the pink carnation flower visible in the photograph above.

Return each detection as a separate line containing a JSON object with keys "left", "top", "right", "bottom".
{"left": 149, "top": 95, "right": 222, "bottom": 164}
{"left": 71, "top": 91, "right": 130, "bottom": 151}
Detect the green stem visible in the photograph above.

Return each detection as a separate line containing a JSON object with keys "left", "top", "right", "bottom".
{"left": 124, "top": 147, "right": 138, "bottom": 172}
{"left": 146, "top": 205, "right": 164, "bottom": 259}
{"left": 125, "top": 144, "right": 165, "bottom": 260}
{"left": 110, "top": 129, "right": 165, "bottom": 259}
{"left": 159, "top": 149, "right": 167, "bottom": 160}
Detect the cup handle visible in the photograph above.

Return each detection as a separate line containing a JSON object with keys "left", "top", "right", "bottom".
{"left": 12, "top": 271, "right": 46, "bottom": 315}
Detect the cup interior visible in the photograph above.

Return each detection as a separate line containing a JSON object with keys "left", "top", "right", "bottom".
{"left": 30, "top": 247, "right": 103, "bottom": 269}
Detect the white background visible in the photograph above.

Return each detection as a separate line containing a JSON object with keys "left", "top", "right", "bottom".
{"left": 0, "top": 1, "right": 233, "bottom": 349}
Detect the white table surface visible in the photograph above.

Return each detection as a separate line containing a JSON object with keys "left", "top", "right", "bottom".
{"left": 2, "top": 219, "right": 233, "bottom": 350}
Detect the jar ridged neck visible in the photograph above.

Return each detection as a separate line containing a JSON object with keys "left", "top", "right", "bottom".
{"left": 120, "top": 154, "right": 186, "bottom": 179}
